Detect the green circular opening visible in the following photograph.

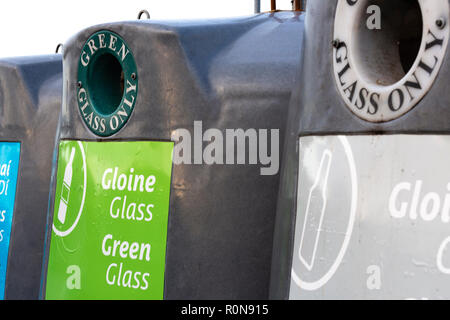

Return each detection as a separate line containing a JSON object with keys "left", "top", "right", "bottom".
{"left": 87, "top": 52, "right": 124, "bottom": 116}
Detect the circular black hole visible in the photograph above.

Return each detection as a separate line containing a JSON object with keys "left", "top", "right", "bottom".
{"left": 353, "top": 0, "right": 423, "bottom": 86}
{"left": 87, "top": 53, "right": 124, "bottom": 116}
{"left": 398, "top": 1, "right": 423, "bottom": 73}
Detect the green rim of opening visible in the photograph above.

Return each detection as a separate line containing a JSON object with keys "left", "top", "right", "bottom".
{"left": 77, "top": 30, "right": 138, "bottom": 137}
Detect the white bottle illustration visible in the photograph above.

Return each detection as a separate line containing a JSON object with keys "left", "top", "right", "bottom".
{"left": 298, "top": 149, "right": 332, "bottom": 271}
{"left": 57, "top": 147, "right": 76, "bottom": 224}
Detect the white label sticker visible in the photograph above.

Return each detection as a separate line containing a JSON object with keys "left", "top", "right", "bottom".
{"left": 290, "top": 135, "right": 450, "bottom": 300}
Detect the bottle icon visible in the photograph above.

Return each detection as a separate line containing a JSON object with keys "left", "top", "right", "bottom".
{"left": 57, "top": 147, "right": 75, "bottom": 224}
{"left": 298, "top": 149, "right": 332, "bottom": 271}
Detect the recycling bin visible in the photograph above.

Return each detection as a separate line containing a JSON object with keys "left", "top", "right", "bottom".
{"left": 270, "top": 0, "right": 450, "bottom": 299}
{"left": 40, "top": 11, "right": 305, "bottom": 300}
{"left": 0, "top": 55, "right": 62, "bottom": 299}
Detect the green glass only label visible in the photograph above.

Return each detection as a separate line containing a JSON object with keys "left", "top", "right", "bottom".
{"left": 45, "top": 141, "right": 174, "bottom": 300}
{"left": 78, "top": 30, "right": 138, "bottom": 137}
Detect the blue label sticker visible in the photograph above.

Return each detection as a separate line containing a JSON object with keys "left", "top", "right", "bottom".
{"left": 0, "top": 142, "right": 20, "bottom": 299}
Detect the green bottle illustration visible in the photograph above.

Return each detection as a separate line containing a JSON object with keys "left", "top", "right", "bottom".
{"left": 57, "top": 147, "right": 75, "bottom": 224}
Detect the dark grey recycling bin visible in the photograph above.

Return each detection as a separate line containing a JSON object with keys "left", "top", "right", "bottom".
{"left": 270, "top": 0, "right": 450, "bottom": 299}
{"left": 0, "top": 55, "right": 62, "bottom": 299}
{"left": 40, "top": 11, "right": 305, "bottom": 300}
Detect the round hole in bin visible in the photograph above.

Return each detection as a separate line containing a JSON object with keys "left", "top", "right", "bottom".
{"left": 353, "top": 0, "right": 423, "bottom": 86}
{"left": 87, "top": 52, "right": 125, "bottom": 116}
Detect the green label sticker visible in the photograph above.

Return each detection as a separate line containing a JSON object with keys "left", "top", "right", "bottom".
{"left": 45, "top": 141, "right": 173, "bottom": 300}
{"left": 78, "top": 30, "right": 138, "bottom": 137}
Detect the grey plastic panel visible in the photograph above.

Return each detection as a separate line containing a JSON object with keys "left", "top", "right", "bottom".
{"left": 270, "top": 0, "right": 450, "bottom": 299}
{"left": 41, "top": 12, "right": 305, "bottom": 299}
{"left": 0, "top": 55, "right": 62, "bottom": 299}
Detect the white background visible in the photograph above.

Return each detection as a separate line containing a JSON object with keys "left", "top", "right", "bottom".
{"left": 0, "top": 0, "right": 294, "bottom": 58}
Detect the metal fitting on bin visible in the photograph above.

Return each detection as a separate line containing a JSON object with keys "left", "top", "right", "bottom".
{"left": 137, "top": 10, "right": 150, "bottom": 20}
